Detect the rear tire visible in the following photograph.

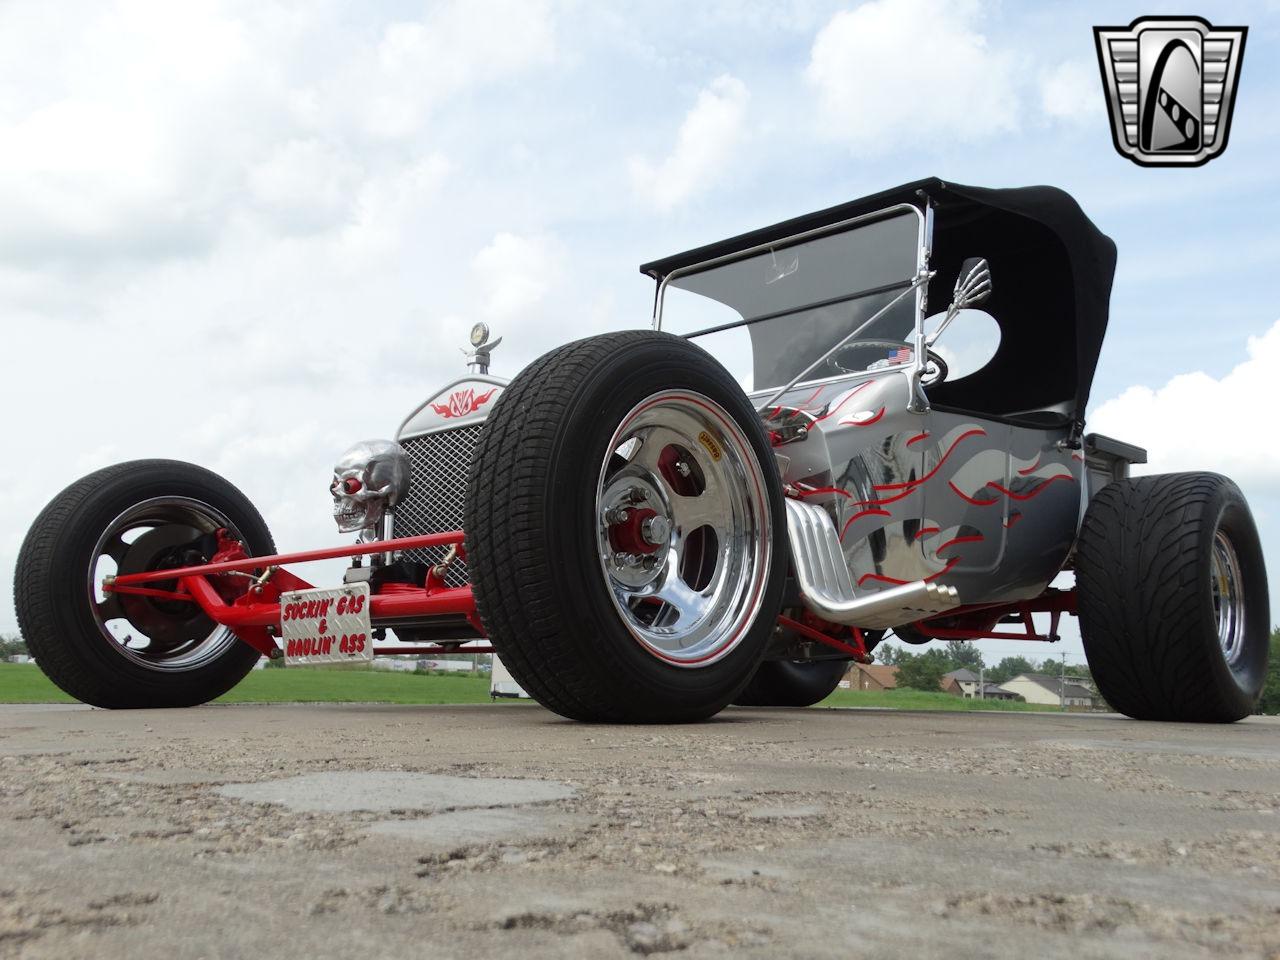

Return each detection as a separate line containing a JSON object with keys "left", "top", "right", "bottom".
{"left": 1076, "top": 472, "right": 1269, "bottom": 722}
{"left": 14, "top": 460, "right": 274, "bottom": 708}
{"left": 734, "top": 659, "right": 849, "bottom": 707}
{"left": 465, "top": 331, "right": 787, "bottom": 722}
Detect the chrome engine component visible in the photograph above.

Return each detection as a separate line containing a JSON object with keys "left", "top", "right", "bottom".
{"left": 785, "top": 498, "right": 961, "bottom": 628}
{"left": 330, "top": 439, "right": 411, "bottom": 534}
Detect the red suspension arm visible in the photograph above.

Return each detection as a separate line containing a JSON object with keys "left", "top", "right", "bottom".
{"left": 102, "top": 530, "right": 483, "bottom": 658}
{"left": 109, "top": 531, "right": 466, "bottom": 587}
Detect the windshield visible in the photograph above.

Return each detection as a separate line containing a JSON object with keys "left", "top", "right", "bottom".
{"left": 659, "top": 208, "right": 922, "bottom": 393}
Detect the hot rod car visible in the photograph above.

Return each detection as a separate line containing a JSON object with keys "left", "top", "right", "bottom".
{"left": 15, "top": 178, "right": 1270, "bottom": 722}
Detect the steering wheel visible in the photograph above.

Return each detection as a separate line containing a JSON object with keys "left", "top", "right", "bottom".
{"left": 828, "top": 339, "right": 949, "bottom": 386}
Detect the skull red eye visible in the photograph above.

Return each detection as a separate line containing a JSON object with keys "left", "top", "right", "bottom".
{"left": 342, "top": 477, "right": 362, "bottom": 494}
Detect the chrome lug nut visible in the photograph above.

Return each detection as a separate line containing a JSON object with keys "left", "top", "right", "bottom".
{"left": 641, "top": 515, "right": 671, "bottom": 545}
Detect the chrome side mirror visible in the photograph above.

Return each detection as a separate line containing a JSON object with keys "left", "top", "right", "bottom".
{"left": 951, "top": 257, "right": 992, "bottom": 311}
{"left": 926, "top": 257, "right": 992, "bottom": 348}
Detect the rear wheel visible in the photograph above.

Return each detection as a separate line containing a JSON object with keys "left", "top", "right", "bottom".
{"left": 14, "top": 460, "right": 274, "bottom": 708}
{"left": 734, "top": 659, "right": 849, "bottom": 707}
{"left": 1077, "top": 472, "right": 1269, "bottom": 722}
{"left": 465, "top": 331, "right": 787, "bottom": 722}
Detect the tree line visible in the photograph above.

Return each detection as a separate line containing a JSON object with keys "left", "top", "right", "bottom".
{"left": 874, "top": 639, "right": 1094, "bottom": 693}
{"left": 874, "top": 630, "right": 1280, "bottom": 713}
{"left": 0, "top": 634, "right": 27, "bottom": 659}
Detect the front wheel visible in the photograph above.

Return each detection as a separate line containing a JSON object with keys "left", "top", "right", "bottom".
{"left": 14, "top": 460, "right": 274, "bottom": 708}
{"left": 1076, "top": 472, "right": 1270, "bottom": 722}
{"left": 465, "top": 331, "right": 787, "bottom": 722}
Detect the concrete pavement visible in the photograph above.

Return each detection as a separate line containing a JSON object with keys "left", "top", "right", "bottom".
{"left": 3, "top": 702, "right": 1279, "bottom": 958}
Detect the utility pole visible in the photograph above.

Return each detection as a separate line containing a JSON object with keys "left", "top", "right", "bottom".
{"left": 1060, "top": 651, "right": 1067, "bottom": 711}
{"left": 979, "top": 664, "right": 985, "bottom": 700}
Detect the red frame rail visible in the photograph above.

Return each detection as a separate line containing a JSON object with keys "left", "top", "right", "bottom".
{"left": 103, "top": 528, "right": 1077, "bottom": 661}
{"left": 911, "top": 589, "right": 1077, "bottom": 642}
{"left": 104, "top": 530, "right": 486, "bottom": 659}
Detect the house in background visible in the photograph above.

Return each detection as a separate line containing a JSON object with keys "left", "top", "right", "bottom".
{"left": 1001, "top": 673, "right": 1097, "bottom": 709}
{"left": 941, "top": 669, "right": 1022, "bottom": 700}
{"left": 941, "top": 668, "right": 981, "bottom": 696}
{"left": 842, "top": 663, "right": 899, "bottom": 691}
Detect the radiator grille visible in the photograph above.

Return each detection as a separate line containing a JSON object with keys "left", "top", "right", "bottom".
{"left": 393, "top": 425, "right": 483, "bottom": 588}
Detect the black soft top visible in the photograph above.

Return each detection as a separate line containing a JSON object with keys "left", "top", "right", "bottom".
{"left": 640, "top": 178, "right": 1117, "bottom": 423}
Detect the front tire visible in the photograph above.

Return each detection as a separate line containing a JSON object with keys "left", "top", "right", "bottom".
{"left": 465, "top": 331, "right": 787, "bottom": 722}
{"left": 14, "top": 460, "right": 274, "bottom": 708}
{"left": 1077, "top": 472, "right": 1269, "bottom": 722}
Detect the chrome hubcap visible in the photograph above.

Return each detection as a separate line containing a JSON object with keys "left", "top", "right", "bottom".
{"left": 1210, "top": 530, "right": 1246, "bottom": 665}
{"left": 595, "top": 391, "right": 771, "bottom": 666}
{"left": 89, "top": 497, "right": 246, "bottom": 672}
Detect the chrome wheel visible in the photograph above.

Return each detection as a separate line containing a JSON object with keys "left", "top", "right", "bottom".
{"left": 1210, "top": 530, "right": 1246, "bottom": 665}
{"left": 595, "top": 390, "right": 772, "bottom": 666}
{"left": 89, "top": 497, "right": 244, "bottom": 672}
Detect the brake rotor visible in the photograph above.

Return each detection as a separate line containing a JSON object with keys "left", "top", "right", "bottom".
{"left": 113, "top": 524, "right": 218, "bottom": 651}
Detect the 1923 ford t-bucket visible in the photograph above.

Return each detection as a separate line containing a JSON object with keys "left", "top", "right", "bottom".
{"left": 15, "top": 178, "right": 1270, "bottom": 722}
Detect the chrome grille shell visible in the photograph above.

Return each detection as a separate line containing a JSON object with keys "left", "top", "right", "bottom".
{"left": 393, "top": 425, "right": 482, "bottom": 588}
{"left": 392, "top": 375, "right": 506, "bottom": 589}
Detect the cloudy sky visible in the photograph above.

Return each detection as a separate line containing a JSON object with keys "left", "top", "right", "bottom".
{"left": 2, "top": 0, "right": 1276, "bottom": 667}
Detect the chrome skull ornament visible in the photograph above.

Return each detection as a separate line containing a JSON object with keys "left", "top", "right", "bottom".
{"left": 330, "top": 439, "right": 412, "bottom": 533}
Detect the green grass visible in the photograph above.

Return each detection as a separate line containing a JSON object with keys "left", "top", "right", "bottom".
{"left": 0, "top": 664, "right": 75, "bottom": 703}
{"left": 0, "top": 662, "right": 507, "bottom": 706}
{"left": 817, "top": 686, "right": 1060, "bottom": 712}
{"left": 2, "top": 663, "right": 1059, "bottom": 712}
{"left": 218, "top": 668, "right": 505, "bottom": 704}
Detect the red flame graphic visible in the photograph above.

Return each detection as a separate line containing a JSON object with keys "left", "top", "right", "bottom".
{"left": 431, "top": 387, "right": 497, "bottom": 419}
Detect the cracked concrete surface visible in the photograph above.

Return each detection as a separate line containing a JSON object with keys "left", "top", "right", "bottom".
{"left": 2, "top": 702, "right": 1278, "bottom": 959}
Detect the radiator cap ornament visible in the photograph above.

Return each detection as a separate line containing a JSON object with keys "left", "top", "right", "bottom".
{"left": 465, "top": 323, "right": 502, "bottom": 374}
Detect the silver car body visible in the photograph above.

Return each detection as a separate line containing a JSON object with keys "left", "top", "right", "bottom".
{"left": 386, "top": 184, "right": 1140, "bottom": 629}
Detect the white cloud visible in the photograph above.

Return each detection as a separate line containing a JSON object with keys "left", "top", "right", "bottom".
{"left": 1089, "top": 319, "right": 1280, "bottom": 497}
{"left": 0, "top": 0, "right": 572, "bottom": 632}
{"left": 247, "top": 139, "right": 362, "bottom": 234}
{"left": 364, "top": 0, "right": 557, "bottom": 139}
{"left": 0, "top": 0, "right": 557, "bottom": 265}
{"left": 0, "top": 1, "right": 265, "bottom": 263}
{"left": 628, "top": 74, "right": 749, "bottom": 212}
{"left": 471, "top": 232, "right": 565, "bottom": 320}
{"left": 804, "top": 0, "right": 1019, "bottom": 151}
{"left": 1039, "top": 59, "right": 1098, "bottom": 123}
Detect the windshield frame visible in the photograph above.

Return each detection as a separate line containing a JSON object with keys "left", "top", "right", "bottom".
{"left": 651, "top": 202, "right": 932, "bottom": 397}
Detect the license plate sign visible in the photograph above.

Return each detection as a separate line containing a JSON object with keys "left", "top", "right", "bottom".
{"left": 280, "top": 584, "right": 371, "bottom": 666}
